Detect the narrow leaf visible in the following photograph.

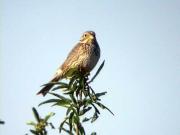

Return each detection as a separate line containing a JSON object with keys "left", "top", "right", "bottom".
{"left": 48, "top": 92, "right": 70, "bottom": 100}
{"left": 91, "top": 113, "right": 98, "bottom": 123}
{"left": 51, "top": 99, "right": 71, "bottom": 107}
{"left": 68, "top": 75, "right": 77, "bottom": 90}
{"left": 70, "top": 94, "right": 77, "bottom": 104}
{"left": 27, "top": 121, "right": 36, "bottom": 126}
{"left": 49, "top": 122, "right": 55, "bottom": 129}
{"left": 91, "top": 132, "right": 97, "bottom": 135}
{"left": 96, "top": 102, "right": 114, "bottom": 115}
{"left": 64, "top": 90, "right": 74, "bottom": 95}
{"left": 79, "top": 107, "right": 92, "bottom": 115}
{"left": 69, "top": 112, "right": 74, "bottom": 133}
{"left": 38, "top": 99, "right": 60, "bottom": 106}
{"left": 44, "top": 112, "right": 55, "bottom": 122}
{"left": 0, "top": 120, "right": 5, "bottom": 125}
{"left": 32, "top": 107, "right": 40, "bottom": 122}
{"left": 91, "top": 104, "right": 100, "bottom": 114}
{"left": 61, "top": 127, "right": 71, "bottom": 134}
{"left": 66, "top": 107, "right": 72, "bottom": 116}
{"left": 82, "top": 117, "right": 91, "bottom": 123}
{"left": 30, "top": 129, "right": 38, "bottom": 135}
{"left": 51, "top": 85, "right": 67, "bottom": 91}
{"left": 95, "top": 91, "right": 107, "bottom": 98}
{"left": 88, "top": 60, "right": 105, "bottom": 83}
{"left": 79, "top": 123, "right": 86, "bottom": 135}
{"left": 73, "top": 115, "right": 80, "bottom": 125}
{"left": 59, "top": 117, "right": 68, "bottom": 133}
{"left": 66, "top": 105, "right": 78, "bottom": 116}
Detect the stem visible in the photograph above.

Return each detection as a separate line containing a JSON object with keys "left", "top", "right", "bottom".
{"left": 75, "top": 123, "right": 79, "bottom": 135}
{"left": 76, "top": 96, "right": 80, "bottom": 135}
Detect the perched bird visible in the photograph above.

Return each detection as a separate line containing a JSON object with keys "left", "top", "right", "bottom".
{"left": 37, "top": 31, "right": 101, "bottom": 96}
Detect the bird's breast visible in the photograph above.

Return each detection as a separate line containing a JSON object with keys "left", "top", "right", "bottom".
{"left": 80, "top": 43, "right": 100, "bottom": 72}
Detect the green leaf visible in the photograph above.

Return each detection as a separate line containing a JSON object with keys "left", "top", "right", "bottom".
{"left": 38, "top": 99, "right": 61, "bottom": 106}
{"left": 48, "top": 92, "right": 70, "bottom": 101}
{"left": 72, "top": 78, "right": 79, "bottom": 90}
{"left": 32, "top": 107, "right": 41, "bottom": 122}
{"left": 51, "top": 86, "right": 62, "bottom": 91}
{"left": 88, "top": 60, "right": 105, "bottom": 83}
{"left": 69, "top": 112, "right": 74, "bottom": 133}
{"left": 73, "top": 115, "right": 80, "bottom": 127}
{"left": 96, "top": 102, "right": 114, "bottom": 115}
{"left": 75, "top": 86, "right": 81, "bottom": 97}
{"left": 79, "top": 76, "right": 85, "bottom": 89}
{"left": 51, "top": 85, "right": 66, "bottom": 91}
{"left": 91, "top": 113, "right": 98, "bottom": 123}
{"left": 95, "top": 91, "right": 107, "bottom": 98}
{"left": 82, "top": 117, "right": 91, "bottom": 123}
{"left": 27, "top": 121, "right": 36, "bottom": 126}
{"left": 66, "top": 105, "right": 78, "bottom": 116}
{"left": 43, "top": 129, "right": 47, "bottom": 135}
{"left": 49, "top": 122, "right": 55, "bottom": 129}
{"left": 51, "top": 99, "right": 71, "bottom": 107}
{"left": 89, "top": 86, "right": 96, "bottom": 95}
{"left": 63, "top": 90, "right": 74, "bottom": 95}
{"left": 70, "top": 94, "right": 77, "bottom": 104}
{"left": 91, "top": 104, "right": 100, "bottom": 114}
{"left": 66, "top": 106, "right": 72, "bottom": 116}
{"left": 79, "top": 123, "right": 86, "bottom": 135}
{"left": 51, "top": 82, "right": 69, "bottom": 91}
{"left": 30, "top": 129, "right": 38, "bottom": 135}
{"left": 61, "top": 127, "right": 71, "bottom": 134}
{"left": 68, "top": 75, "right": 77, "bottom": 90}
{"left": 44, "top": 112, "right": 55, "bottom": 122}
{"left": 59, "top": 117, "right": 69, "bottom": 133}
{"left": 0, "top": 120, "right": 5, "bottom": 125}
{"left": 79, "top": 107, "right": 92, "bottom": 115}
{"left": 83, "top": 98, "right": 93, "bottom": 106}
{"left": 91, "top": 132, "right": 97, "bottom": 135}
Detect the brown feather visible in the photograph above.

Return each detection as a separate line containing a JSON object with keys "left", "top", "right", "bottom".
{"left": 37, "top": 76, "right": 61, "bottom": 96}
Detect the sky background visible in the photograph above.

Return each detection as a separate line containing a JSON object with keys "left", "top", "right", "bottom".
{"left": 1, "top": 0, "right": 180, "bottom": 135}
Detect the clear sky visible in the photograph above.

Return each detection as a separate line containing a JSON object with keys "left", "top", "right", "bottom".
{"left": 1, "top": 0, "right": 180, "bottom": 135}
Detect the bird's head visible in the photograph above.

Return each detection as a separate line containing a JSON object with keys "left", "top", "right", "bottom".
{"left": 80, "top": 31, "right": 96, "bottom": 44}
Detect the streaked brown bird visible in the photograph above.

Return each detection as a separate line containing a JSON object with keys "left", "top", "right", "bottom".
{"left": 37, "top": 31, "right": 101, "bottom": 96}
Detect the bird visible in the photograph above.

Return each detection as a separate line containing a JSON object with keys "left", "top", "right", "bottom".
{"left": 37, "top": 31, "right": 101, "bottom": 96}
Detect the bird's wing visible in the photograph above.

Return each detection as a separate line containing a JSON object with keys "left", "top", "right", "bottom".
{"left": 60, "top": 42, "right": 84, "bottom": 73}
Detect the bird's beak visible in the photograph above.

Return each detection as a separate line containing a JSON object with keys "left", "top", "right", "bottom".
{"left": 89, "top": 35, "right": 94, "bottom": 39}
{"left": 80, "top": 36, "right": 83, "bottom": 41}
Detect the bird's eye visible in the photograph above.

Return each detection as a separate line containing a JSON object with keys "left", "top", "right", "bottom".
{"left": 84, "top": 34, "right": 87, "bottom": 37}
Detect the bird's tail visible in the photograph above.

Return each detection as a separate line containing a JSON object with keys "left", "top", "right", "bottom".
{"left": 37, "top": 75, "right": 61, "bottom": 96}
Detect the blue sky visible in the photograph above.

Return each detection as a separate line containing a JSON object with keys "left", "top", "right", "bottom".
{"left": 1, "top": 0, "right": 180, "bottom": 135}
